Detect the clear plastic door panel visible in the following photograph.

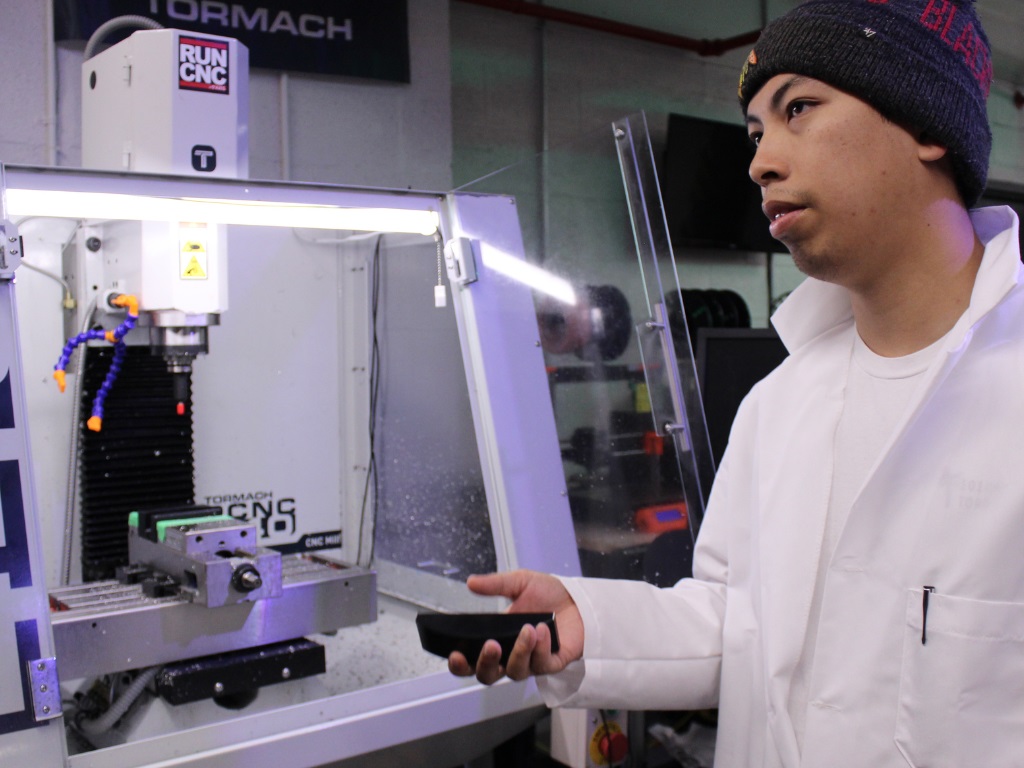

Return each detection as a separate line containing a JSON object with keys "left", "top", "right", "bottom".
{"left": 452, "top": 113, "right": 714, "bottom": 587}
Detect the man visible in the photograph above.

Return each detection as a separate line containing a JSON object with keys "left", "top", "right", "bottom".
{"left": 451, "top": 1, "right": 1024, "bottom": 765}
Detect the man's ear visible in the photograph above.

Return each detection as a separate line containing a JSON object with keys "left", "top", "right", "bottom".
{"left": 917, "top": 132, "right": 949, "bottom": 162}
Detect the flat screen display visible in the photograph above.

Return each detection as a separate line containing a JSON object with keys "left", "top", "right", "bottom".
{"left": 661, "top": 113, "right": 785, "bottom": 254}
{"left": 696, "top": 327, "right": 789, "bottom": 466}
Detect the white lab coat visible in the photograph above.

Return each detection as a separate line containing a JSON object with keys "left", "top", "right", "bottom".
{"left": 539, "top": 207, "right": 1024, "bottom": 767}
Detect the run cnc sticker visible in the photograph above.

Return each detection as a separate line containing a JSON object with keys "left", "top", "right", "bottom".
{"left": 178, "top": 35, "right": 230, "bottom": 95}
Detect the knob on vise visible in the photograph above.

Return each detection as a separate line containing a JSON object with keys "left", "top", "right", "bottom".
{"left": 232, "top": 564, "right": 263, "bottom": 593}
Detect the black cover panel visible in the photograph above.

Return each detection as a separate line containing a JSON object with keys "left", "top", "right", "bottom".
{"left": 80, "top": 346, "right": 195, "bottom": 580}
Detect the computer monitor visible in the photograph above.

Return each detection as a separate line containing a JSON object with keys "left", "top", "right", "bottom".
{"left": 661, "top": 113, "right": 785, "bottom": 254}
{"left": 695, "top": 327, "right": 789, "bottom": 467}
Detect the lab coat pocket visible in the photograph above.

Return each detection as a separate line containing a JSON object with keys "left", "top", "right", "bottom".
{"left": 895, "top": 589, "right": 1024, "bottom": 768}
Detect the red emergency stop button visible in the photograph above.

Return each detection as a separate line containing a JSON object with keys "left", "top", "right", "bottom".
{"left": 599, "top": 731, "right": 629, "bottom": 764}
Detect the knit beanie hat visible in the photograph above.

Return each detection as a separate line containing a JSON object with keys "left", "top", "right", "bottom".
{"left": 738, "top": 0, "right": 993, "bottom": 207}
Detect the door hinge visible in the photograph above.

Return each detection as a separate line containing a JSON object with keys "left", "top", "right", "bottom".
{"left": 28, "top": 657, "right": 63, "bottom": 721}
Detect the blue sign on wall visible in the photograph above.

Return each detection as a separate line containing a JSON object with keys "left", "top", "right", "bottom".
{"left": 55, "top": 0, "right": 411, "bottom": 83}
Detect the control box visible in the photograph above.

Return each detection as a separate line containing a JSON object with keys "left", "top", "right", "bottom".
{"left": 82, "top": 28, "right": 249, "bottom": 178}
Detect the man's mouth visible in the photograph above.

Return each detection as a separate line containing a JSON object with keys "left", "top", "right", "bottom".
{"left": 763, "top": 200, "right": 807, "bottom": 238}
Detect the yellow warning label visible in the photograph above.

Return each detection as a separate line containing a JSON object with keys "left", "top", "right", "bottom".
{"left": 179, "top": 222, "right": 209, "bottom": 280}
{"left": 182, "top": 254, "right": 207, "bottom": 279}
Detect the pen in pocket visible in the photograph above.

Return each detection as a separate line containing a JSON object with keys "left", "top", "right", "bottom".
{"left": 921, "top": 586, "right": 935, "bottom": 645}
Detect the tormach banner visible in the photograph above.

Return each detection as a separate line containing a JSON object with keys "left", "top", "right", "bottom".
{"left": 54, "top": 0, "right": 411, "bottom": 83}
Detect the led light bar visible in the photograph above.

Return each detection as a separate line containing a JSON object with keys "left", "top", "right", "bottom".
{"left": 6, "top": 189, "right": 440, "bottom": 236}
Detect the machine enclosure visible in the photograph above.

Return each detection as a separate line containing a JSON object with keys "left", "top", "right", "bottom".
{"left": 82, "top": 28, "right": 249, "bottom": 179}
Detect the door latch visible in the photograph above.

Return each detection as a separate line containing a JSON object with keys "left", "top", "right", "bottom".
{"left": 443, "top": 238, "right": 479, "bottom": 286}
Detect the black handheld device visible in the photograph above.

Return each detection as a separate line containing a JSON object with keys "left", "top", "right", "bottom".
{"left": 415, "top": 612, "right": 560, "bottom": 667}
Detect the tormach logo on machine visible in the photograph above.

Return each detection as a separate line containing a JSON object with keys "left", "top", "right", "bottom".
{"left": 152, "top": 1, "right": 354, "bottom": 41}
{"left": 178, "top": 35, "right": 229, "bottom": 94}
{"left": 191, "top": 145, "right": 217, "bottom": 172}
{"left": 204, "top": 490, "right": 297, "bottom": 538}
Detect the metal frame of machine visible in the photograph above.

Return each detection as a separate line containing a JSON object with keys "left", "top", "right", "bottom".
{"left": 0, "top": 163, "right": 580, "bottom": 767}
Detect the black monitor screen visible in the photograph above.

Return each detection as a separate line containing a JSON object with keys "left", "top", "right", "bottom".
{"left": 696, "top": 327, "right": 789, "bottom": 467}
{"left": 661, "top": 113, "right": 784, "bottom": 254}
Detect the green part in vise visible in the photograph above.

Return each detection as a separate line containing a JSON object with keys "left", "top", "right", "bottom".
{"left": 128, "top": 510, "right": 238, "bottom": 542}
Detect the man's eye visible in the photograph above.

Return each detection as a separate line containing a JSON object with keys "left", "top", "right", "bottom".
{"left": 748, "top": 132, "right": 762, "bottom": 147}
{"left": 787, "top": 100, "right": 812, "bottom": 118}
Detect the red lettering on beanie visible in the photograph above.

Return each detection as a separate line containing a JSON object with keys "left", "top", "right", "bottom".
{"left": 954, "top": 23, "right": 981, "bottom": 72}
{"left": 920, "top": 0, "right": 950, "bottom": 31}
{"left": 918, "top": 0, "right": 992, "bottom": 97}
{"left": 977, "top": 57, "right": 993, "bottom": 98}
{"left": 940, "top": 6, "right": 958, "bottom": 43}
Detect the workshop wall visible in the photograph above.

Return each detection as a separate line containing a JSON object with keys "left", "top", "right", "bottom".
{"left": 0, "top": 0, "right": 52, "bottom": 164}
{"left": 0, "top": 0, "right": 453, "bottom": 191}
{"left": 449, "top": 1, "right": 1024, "bottom": 327}
{"left": 450, "top": 1, "right": 801, "bottom": 328}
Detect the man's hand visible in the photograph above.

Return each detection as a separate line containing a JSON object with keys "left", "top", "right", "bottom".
{"left": 448, "top": 569, "right": 583, "bottom": 685}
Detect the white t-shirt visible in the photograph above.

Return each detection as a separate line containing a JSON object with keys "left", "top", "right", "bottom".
{"left": 789, "top": 328, "right": 952, "bottom": 752}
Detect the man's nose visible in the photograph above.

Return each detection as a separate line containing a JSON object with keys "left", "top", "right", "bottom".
{"left": 748, "top": 133, "right": 788, "bottom": 187}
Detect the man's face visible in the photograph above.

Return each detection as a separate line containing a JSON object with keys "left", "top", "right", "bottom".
{"left": 744, "top": 74, "right": 932, "bottom": 289}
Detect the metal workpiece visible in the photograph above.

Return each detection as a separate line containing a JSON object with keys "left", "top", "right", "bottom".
{"left": 50, "top": 555, "right": 376, "bottom": 680}
{"left": 128, "top": 518, "right": 283, "bottom": 607}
